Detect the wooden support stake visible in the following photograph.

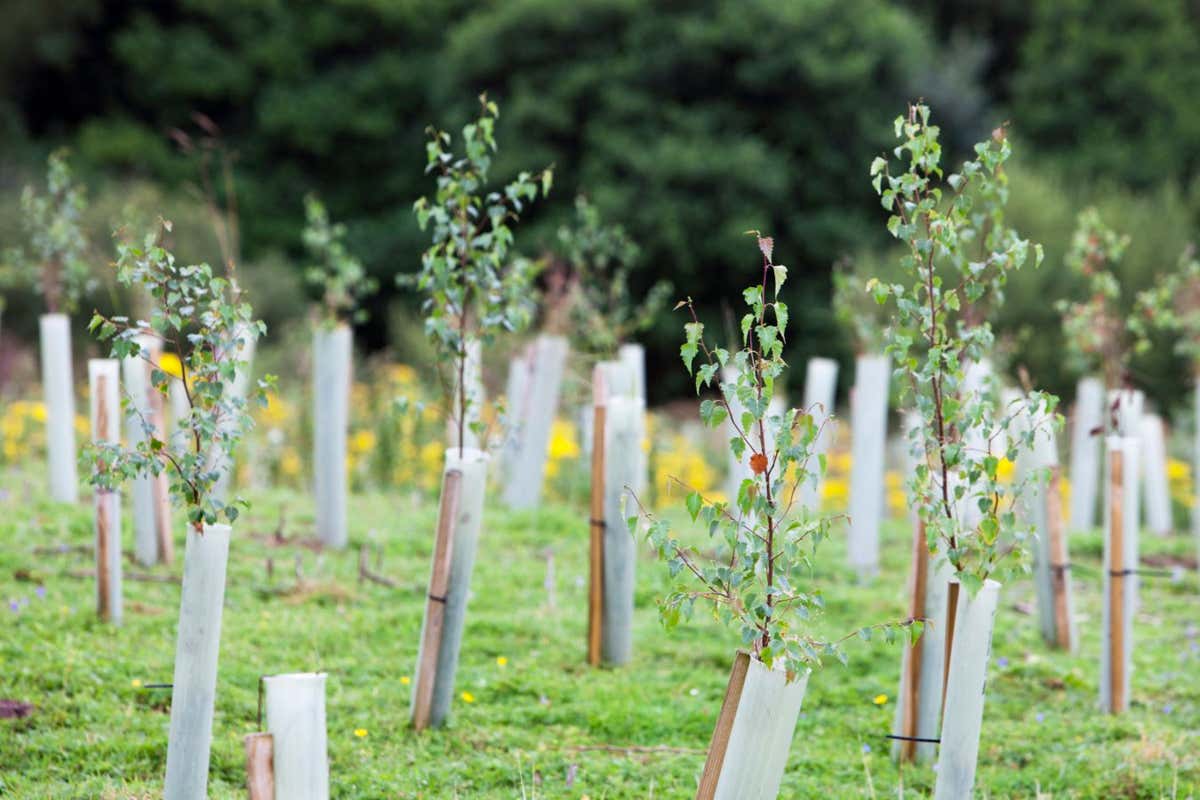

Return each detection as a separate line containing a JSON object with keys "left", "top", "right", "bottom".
{"left": 1108, "top": 449, "right": 1126, "bottom": 714}
{"left": 899, "top": 519, "right": 928, "bottom": 762}
{"left": 1046, "top": 466, "right": 1071, "bottom": 650}
{"left": 695, "top": 651, "right": 751, "bottom": 800}
{"left": 412, "top": 468, "right": 463, "bottom": 731}
{"left": 587, "top": 366, "right": 608, "bottom": 667}
{"left": 942, "top": 580, "right": 960, "bottom": 715}
{"left": 244, "top": 732, "right": 274, "bottom": 800}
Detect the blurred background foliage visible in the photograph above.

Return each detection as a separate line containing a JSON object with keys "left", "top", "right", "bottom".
{"left": 1, "top": 0, "right": 1199, "bottom": 411}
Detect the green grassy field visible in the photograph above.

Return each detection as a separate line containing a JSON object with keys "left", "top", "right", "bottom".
{"left": 1, "top": 466, "right": 1198, "bottom": 798}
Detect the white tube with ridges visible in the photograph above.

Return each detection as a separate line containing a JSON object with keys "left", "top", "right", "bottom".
{"left": 891, "top": 557, "right": 952, "bottom": 763}
{"left": 448, "top": 338, "right": 484, "bottom": 451}
{"left": 848, "top": 354, "right": 889, "bottom": 578}
{"left": 40, "top": 313, "right": 78, "bottom": 503}
{"left": 601, "top": 395, "right": 640, "bottom": 665}
{"left": 1139, "top": 413, "right": 1172, "bottom": 536}
{"left": 933, "top": 579, "right": 1001, "bottom": 800}
{"left": 89, "top": 359, "right": 122, "bottom": 625}
{"left": 1068, "top": 376, "right": 1104, "bottom": 533}
{"left": 264, "top": 672, "right": 329, "bottom": 800}
{"left": 1101, "top": 435, "right": 1139, "bottom": 713}
{"left": 211, "top": 322, "right": 257, "bottom": 503}
{"left": 798, "top": 357, "right": 838, "bottom": 510}
{"left": 411, "top": 447, "right": 488, "bottom": 727}
{"left": 502, "top": 334, "right": 567, "bottom": 509}
{"left": 164, "top": 523, "right": 231, "bottom": 800}
{"left": 617, "top": 343, "right": 648, "bottom": 496}
{"left": 123, "top": 334, "right": 159, "bottom": 565}
{"left": 313, "top": 324, "right": 351, "bottom": 549}
{"left": 710, "top": 659, "right": 809, "bottom": 800}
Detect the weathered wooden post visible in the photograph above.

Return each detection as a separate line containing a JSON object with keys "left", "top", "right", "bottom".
{"left": 40, "top": 313, "right": 78, "bottom": 503}
{"left": 1101, "top": 433, "right": 1139, "bottom": 714}
{"left": 164, "top": 523, "right": 232, "bottom": 800}
{"left": 502, "top": 334, "right": 568, "bottom": 509}
{"left": 1068, "top": 376, "right": 1104, "bottom": 533}
{"left": 263, "top": 672, "right": 329, "bottom": 800}
{"left": 1139, "top": 413, "right": 1172, "bottom": 536}
{"left": 89, "top": 359, "right": 122, "bottom": 625}
{"left": 313, "top": 322, "right": 351, "bottom": 549}
{"left": 243, "top": 733, "right": 274, "bottom": 800}
{"left": 411, "top": 449, "right": 487, "bottom": 729}
{"left": 798, "top": 357, "right": 837, "bottom": 509}
{"left": 123, "top": 334, "right": 161, "bottom": 566}
{"left": 587, "top": 367, "right": 607, "bottom": 667}
{"left": 933, "top": 579, "right": 1001, "bottom": 800}
{"left": 848, "top": 354, "right": 889, "bottom": 579}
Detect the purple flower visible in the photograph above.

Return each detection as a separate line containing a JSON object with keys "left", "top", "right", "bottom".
{"left": 8, "top": 600, "right": 18, "bottom": 613}
{"left": 862, "top": 743, "right": 872, "bottom": 754}
{"left": 35, "top": 586, "right": 46, "bottom": 600}
{"left": 1163, "top": 704, "right": 1174, "bottom": 715}
{"left": 1035, "top": 712, "right": 1045, "bottom": 723}
{"left": 996, "top": 656, "right": 1009, "bottom": 668}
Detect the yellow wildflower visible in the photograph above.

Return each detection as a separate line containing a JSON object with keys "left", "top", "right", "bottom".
{"left": 400, "top": 676, "right": 411, "bottom": 685}
{"left": 131, "top": 679, "right": 143, "bottom": 688}
{"left": 460, "top": 691, "right": 475, "bottom": 703}
{"left": 354, "top": 728, "right": 367, "bottom": 738}
{"left": 873, "top": 694, "right": 888, "bottom": 705}
{"left": 496, "top": 656, "right": 508, "bottom": 667}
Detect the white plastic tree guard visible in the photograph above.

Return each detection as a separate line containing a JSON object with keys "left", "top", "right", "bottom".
{"left": 123, "top": 334, "right": 160, "bottom": 566}
{"left": 411, "top": 447, "right": 488, "bottom": 728}
{"left": 263, "top": 672, "right": 329, "bottom": 800}
{"left": 892, "top": 556, "right": 952, "bottom": 763}
{"left": 1023, "top": 407, "right": 1076, "bottom": 650}
{"left": 696, "top": 652, "right": 809, "bottom": 800}
{"left": 211, "top": 322, "right": 258, "bottom": 503}
{"left": 798, "top": 357, "right": 838, "bottom": 510}
{"left": 40, "top": 313, "right": 78, "bottom": 503}
{"left": 1068, "top": 376, "right": 1105, "bottom": 533}
{"left": 502, "top": 344, "right": 532, "bottom": 469}
{"left": 933, "top": 579, "right": 1001, "bottom": 800}
{"left": 89, "top": 359, "right": 122, "bottom": 626}
{"left": 313, "top": 323, "right": 351, "bottom": 549}
{"left": 848, "top": 354, "right": 889, "bottom": 578}
{"left": 448, "top": 338, "right": 484, "bottom": 451}
{"left": 164, "top": 523, "right": 231, "bottom": 800}
{"left": 1101, "top": 435, "right": 1140, "bottom": 714}
{"left": 600, "top": 395, "right": 640, "bottom": 666}
{"left": 617, "top": 343, "right": 648, "bottom": 496}
{"left": 502, "top": 334, "right": 568, "bottom": 509}
{"left": 1139, "top": 413, "right": 1172, "bottom": 536}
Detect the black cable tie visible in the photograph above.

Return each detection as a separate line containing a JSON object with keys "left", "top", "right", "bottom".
{"left": 143, "top": 683, "right": 173, "bottom": 689}
{"left": 589, "top": 518, "right": 607, "bottom": 528}
{"left": 1050, "top": 563, "right": 1071, "bottom": 574}
{"left": 885, "top": 733, "right": 941, "bottom": 744}
{"left": 428, "top": 593, "right": 448, "bottom": 604}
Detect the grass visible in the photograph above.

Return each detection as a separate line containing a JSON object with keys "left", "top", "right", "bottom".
{"left": 1, "top": 463, "right": 1198, "bottom": 798}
